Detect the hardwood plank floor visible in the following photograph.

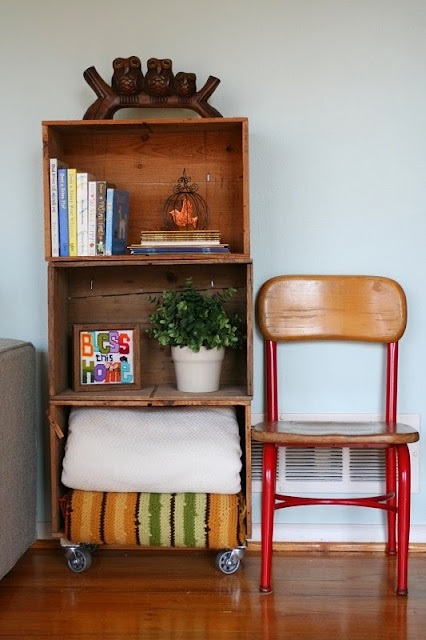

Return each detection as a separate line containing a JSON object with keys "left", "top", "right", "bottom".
{"left": 1, "top": 547, "right": 426, "bottom": 639}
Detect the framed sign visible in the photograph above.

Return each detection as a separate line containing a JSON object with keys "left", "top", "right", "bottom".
{"left": 73, "top": 324, "right": 141, "bottom": 392}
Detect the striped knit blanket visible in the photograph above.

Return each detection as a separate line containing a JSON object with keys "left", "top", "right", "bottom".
{"left": 61, "top": 490, "right": 246, "bottom": 549}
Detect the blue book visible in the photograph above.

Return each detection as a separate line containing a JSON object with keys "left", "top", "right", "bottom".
{"left": 57, "top": 168, "right": 69, "bottom": 257}
{"left": 129, "top": 246, "right": 230, "bottom": 254}
{"left": 105, "top": 189, "right": 130, "bottom": 255}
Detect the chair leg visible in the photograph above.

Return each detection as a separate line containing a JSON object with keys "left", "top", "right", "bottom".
{"left": 386, "top": 446, "right": 397, "bottom": 555}
{"left": 260, "top": 443, "right": 277, "bottom": 593}
{"left": 396, "top": 444, "right": 411, "bottom": 596}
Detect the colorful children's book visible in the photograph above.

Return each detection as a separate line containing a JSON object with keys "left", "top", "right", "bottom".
{"left": 105, "top": 189, "right": 130, "bottom": 256}
{"left": 57, "top": 168, "right": 69, "bottom": 257}
{"left": 67, "top": 168, "right": 78, "bottom": 256}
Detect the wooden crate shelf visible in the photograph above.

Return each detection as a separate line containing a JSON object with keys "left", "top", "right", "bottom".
{"left": 43, "top": 117, "right": 253, "bottom": 540}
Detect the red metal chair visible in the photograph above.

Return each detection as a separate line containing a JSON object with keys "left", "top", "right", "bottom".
{"left": 252, "top": 275, "right": 419, "bottom": 595}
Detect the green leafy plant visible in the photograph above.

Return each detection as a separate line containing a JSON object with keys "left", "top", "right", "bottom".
{"left": 147, "top": 278, "right": 244, "bottom": 353}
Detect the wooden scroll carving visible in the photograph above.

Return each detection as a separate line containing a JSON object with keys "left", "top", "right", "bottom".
{"left": 83, "top": 56, "right": 222, "bottom": 120}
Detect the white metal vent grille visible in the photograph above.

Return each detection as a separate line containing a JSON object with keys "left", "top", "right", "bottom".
{"left": 251, "top": 440, "right": 268, "bottom": 482}
{"left": 251, "top": 440, "right": 279, "bottom": 482}
{"left": 284, "top": 447, "right": 343, "bottom": 481}
{"left": 251, "top": 414, "right": 420, "bottom": 494}
{"left": 278, "top": 447, "right": 388, "bottom": 493}
{"left": 349, "top": 448, "right": 386, "bottom": 482}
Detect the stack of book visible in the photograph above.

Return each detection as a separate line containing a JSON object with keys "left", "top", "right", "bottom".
{"left": 49, "top": 158, "right": 130, "bottom": 257}
{"left": 128, "top": 230, "right": 230, "bottom": 255}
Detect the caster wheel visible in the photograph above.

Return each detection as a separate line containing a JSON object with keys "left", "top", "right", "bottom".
{"left": 215, "top": 550, "right": 240, "bottom": 574}
{"left": 65, "top": 547, "right": 92, "bottom": 573}
{"left": 82, "top": 543, "right": 98, "bottom": 554}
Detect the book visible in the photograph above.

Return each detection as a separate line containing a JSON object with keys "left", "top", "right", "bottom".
{"left": 140, "top": 230, "right": 221, "bottom": 243}
{"left": 57, "top": 168, "right": 69, "bottom": 257}
{"left": 105, "top": 189, "right": 130, "bottom": 255}
{"left": 93, "top": 181, "right": 114, "bottom": 255}
{"left": 76, "top": 172, "right": 95, "bottom": 256}
{"left": 87, "top": 181, "right": 97, "bottom": 256}
{"left": 67, "top": 168, "right": 78, "bottom": 256}
{"left": 49, "top": 159, "right": 67, "bottom": 256}
{"left": 128, "top": 245, "right": 230, "bottom": 255}
{"left": 139, "top": 240, "right": 222, "bottom": 247}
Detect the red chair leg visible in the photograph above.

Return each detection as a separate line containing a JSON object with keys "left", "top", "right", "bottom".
{"left": 260, "top": 443, "right": 277, "bottom": 593}
{"left": 386, "top": 446, "right": 397, "bottom": 555}
{"left": 396, "top": 444, "right": 411, "bottom": 596}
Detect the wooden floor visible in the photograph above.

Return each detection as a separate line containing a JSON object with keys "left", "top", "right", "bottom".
{"left": 1, "top": 547, "right": 426, "bottom": 639}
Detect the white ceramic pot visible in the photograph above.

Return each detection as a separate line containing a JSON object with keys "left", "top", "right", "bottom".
{"left": 171, "top": 346, "right": 225, "bottom": 392}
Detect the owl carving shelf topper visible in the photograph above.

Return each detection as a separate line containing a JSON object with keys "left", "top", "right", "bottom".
{"left": 83, "top": 56, "right": 222, "bottom": 119}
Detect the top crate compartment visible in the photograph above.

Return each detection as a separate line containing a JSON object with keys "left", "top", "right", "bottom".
{"left": 42, "top": 118, "right": 250, "bottom": 260}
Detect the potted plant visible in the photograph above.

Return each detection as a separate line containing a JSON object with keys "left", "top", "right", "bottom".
{"left": 147, "top": 278, "right": 244, "bottom": 392}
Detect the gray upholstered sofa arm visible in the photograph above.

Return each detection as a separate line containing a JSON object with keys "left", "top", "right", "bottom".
{"left": 0, "top": 339, "right": 37, "bottom": 579}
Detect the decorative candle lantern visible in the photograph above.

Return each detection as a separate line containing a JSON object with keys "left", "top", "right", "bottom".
{"left": 163, "top": 169, "right": 209, "bottom": 230}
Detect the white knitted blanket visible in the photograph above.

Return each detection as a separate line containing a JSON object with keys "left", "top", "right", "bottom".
{"left": 61, "top": 406, "right": 242, "bottom": 494}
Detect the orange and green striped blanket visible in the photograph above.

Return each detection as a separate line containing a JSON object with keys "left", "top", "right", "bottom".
{"left": 61, "top": 490, "right": 246, "bottom": 549}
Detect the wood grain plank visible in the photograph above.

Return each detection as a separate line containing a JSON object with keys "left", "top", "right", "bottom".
{"left": 1, "top": 549, "right": 426, "bottom": 637}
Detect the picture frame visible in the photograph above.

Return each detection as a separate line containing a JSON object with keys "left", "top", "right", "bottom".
{"left": 73, "top": 324, "right": 141, "bottom": 392}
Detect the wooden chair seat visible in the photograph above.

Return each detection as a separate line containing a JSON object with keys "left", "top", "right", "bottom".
{"left": 252, "top": 420, "right": 419, "bottom": 446}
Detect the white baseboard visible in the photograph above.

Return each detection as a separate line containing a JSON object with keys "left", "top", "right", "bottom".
{"left": 37, "top": 520, "right": 426, "bottom": 545}
{"left": 249, "top": 523, "right": 426, "bottom": 544}
{"left": 37, "top": 521, "right": 53, "bottom": 540}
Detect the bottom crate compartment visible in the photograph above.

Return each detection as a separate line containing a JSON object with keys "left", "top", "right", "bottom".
{"left": 48, "top": 402, "right": 252, "bottom": 547}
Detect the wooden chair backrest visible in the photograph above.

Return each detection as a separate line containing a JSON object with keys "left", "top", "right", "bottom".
{"left": 257, "top": 275, "right": 407, "bottom": 343}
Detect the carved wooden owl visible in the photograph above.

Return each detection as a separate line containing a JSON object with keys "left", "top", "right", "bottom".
{"left": 175, "top": 72, "right": 197, "bottom": 97}
{"left": 111, "top": 56, "right": 144, "bottom": 95}
{"left": 144, "top": 58, "right": 175, "bottom": 96}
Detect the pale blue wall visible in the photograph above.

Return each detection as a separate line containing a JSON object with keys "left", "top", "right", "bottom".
{"left": 0, "top": 0, "right": 425, "bottom": 531}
